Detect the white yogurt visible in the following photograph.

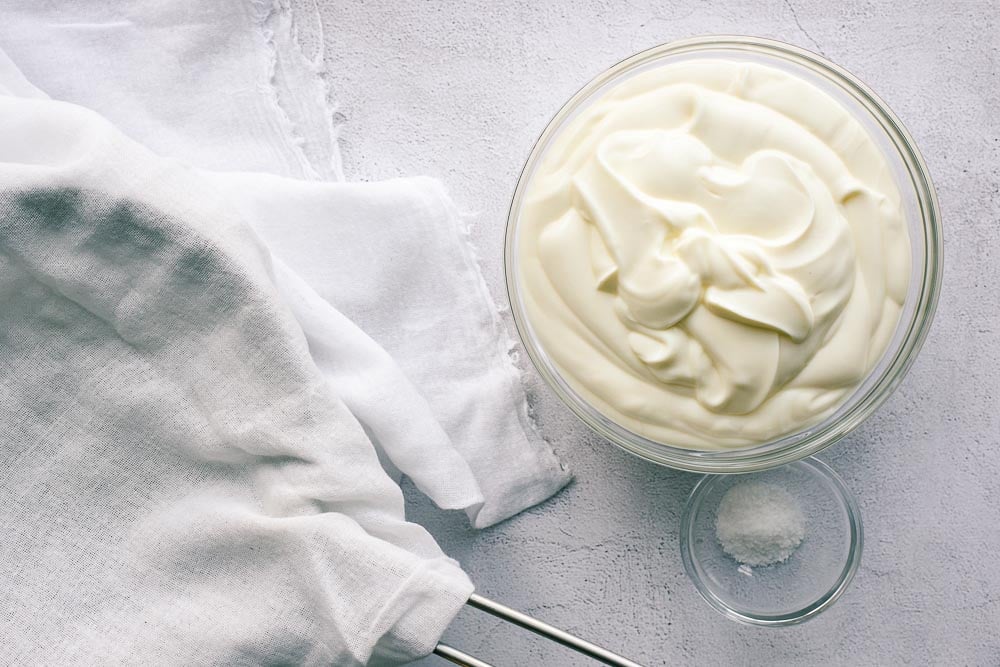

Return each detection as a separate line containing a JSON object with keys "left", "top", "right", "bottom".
{"left": 517, "top": 60, "right": 911, "bottom": 449}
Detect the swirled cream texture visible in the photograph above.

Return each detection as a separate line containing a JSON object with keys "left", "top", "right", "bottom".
{"left": 517, "top": 60, "right": 911, "bottom": 449}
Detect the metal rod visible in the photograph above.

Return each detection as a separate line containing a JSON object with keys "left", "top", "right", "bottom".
{"left": 465, "top": 594, "right": 645, "bottom": 667}
{"left": 433, "top": 642, "right": 496, "bottom": 667}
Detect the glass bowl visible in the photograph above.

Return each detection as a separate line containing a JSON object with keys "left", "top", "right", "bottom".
{"left": 504, "top": 35, "right": 943, "bottom": 473}
{"left": 679, "top": 457, "right": 863, "bottom": 624}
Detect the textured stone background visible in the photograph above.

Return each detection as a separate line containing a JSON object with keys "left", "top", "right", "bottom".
{"left": 300, "top": 1, "right": 999, "bottom": 664}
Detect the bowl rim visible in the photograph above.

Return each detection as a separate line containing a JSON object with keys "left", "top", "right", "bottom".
{"left": 678, "top": 457, "right": 864, "bottom": 626}
{"left": 503, "top": 34, "right": 943, "bottom": 473}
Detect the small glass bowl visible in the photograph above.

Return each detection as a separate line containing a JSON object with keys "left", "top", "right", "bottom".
{"left": 504, "top": 35, "right": 943, "bottom": 473}
{"left": 679, "top": 457, "right": 863, "bottom": 625}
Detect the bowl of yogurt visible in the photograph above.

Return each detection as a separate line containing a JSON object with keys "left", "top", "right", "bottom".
{"left": 505, "top": 36, "right": 942, "bottom": 472}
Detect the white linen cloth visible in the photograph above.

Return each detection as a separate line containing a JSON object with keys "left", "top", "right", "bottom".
{"left": 0, "top": 0, "right": 570, "bottom": 530}
{"left": 0, "top": 89, "right": 473, "bottom": 665}
{"left": 0, "top": 1, "right": 572, "bottom": 663}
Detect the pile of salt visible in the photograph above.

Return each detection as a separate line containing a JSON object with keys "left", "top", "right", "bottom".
{"left": 715, "top": 481, "right": 806, "bottom": 567}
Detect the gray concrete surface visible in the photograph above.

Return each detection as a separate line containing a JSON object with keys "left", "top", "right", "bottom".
{"left": 299, "top": 1, "right": 1000, "bottom": 664}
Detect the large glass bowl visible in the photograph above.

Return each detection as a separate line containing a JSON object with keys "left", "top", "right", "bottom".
{"left": 504, "top": 36, "right": 942, "bottom": 473}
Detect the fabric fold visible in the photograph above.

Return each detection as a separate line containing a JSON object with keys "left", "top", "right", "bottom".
{"left": 268, "top": 256, "right": 486, "bottom": 514}
{"left": 210, "top": 172, "right": 571, "bottom": 527}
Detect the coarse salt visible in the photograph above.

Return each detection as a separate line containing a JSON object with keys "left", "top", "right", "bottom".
{"left": 715, "top": 481, "right": 805, "bottom": 567}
